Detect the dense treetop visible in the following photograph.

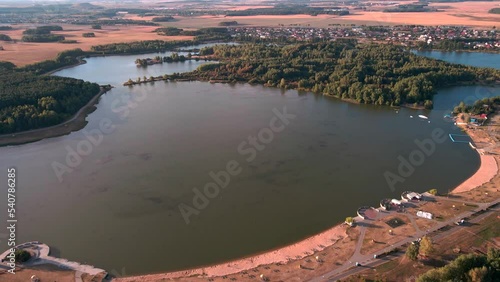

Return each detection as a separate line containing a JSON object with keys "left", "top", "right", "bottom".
{"left": 178, "top": 42, "right": 499, "bottom": 107}
{"left": 417, "top": 248, "right": 500, "bottom": 282}
{"left": 0, "top": 48, "right": 100, "bottom": 134}
{"left": 489, "top": 8, "right": 500, "bottom": 14}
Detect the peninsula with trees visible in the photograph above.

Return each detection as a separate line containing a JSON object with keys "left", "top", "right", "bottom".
{"left": 166, "top": 42, "right": 500, "bottom": 108}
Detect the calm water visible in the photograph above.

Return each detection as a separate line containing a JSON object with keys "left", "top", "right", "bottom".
{"left": 413, "top": 50, "right": 500, "bottom": 69}
{"left": 0, "top": 50, "right": 497, "bottom": 275}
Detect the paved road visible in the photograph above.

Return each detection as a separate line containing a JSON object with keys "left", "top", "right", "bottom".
{"left": 309, "top": 198, "right": 499, "bottom": 282}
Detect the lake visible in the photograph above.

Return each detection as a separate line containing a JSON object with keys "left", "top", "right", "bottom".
{"left": 0, "top": 49, "right": 498, "bottom": 275}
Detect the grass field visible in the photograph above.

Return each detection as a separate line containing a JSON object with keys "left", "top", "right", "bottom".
{"left": 155, "top": 1, "right": 499, "bottom": 29}
{"left": 0, "top": 24, "right": 193, "bottom": 66}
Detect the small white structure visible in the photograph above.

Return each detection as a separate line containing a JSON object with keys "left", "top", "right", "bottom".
{"left": 391, "top": 199, "right": 402, "bottom": 205}
{"left": 402, "top": 191, "right": 422, "bottom": 201}
{"left": 417, "top": 210, "right": 433, "bottom": 219}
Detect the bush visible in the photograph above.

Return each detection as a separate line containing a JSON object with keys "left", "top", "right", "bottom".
{"left": 345, "top": 216, "right": 354, "bottom": 226}
{"left": 22, "top": 34, "right": 65, "bottom": 42}
{"left": 14, "top": 249, "right": 31, "bottom": 263}
{"left": 23, "top": 28, "right": 50, "bottom": 35}
{"left": 219, "top": 21, "right": 238, "bottom": 26}
{"left": 37, "top": 25, "right": 63, "bottom": 32}
{"left": 154, "top": 27, "right": 183, "bottom": 36}
{"left": 82, "top": 33, "right": 96, "bottom": 38}
{"left": 424, "top": 100, "right": 433, "bottom": 109}
{"left": 428, "top": 189, "right": 438, "bottom": 195}
{"left": 0, "top": 34, "right": 12, "bottom": 41}
{"left": 406, "top": 243, "right": 419, "bottom": 261}
{"left": 419, "top": 236, "right": 434, "bottom": 257}
{"left": 151, "top": 16, "right": 175, "bottom": 22}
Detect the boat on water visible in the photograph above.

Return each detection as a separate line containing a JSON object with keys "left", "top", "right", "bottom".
{"left": 418, "top": 115, "right": 428, "bottom": 119}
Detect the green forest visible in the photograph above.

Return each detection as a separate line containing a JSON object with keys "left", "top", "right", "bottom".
{"left": 178, "top": 42, "right": 499, "bottom": 107}
{"left": 0, "top": 50, "right": 100, "bottom": 134}
{"left": 453, "top": 97, "right": 500, "bottom": 115}
{"left": 22, "top": 25, "right": 65, "bottom": 42}
{"left": 154, "top": 27, "right": 231, "bottom": 42}
{"left": 489, "top": 8, "right": 500, "bottom": 14}
{"left": 91, "top": 39, "right": 198, "bottom": 54}
{"left": 0, "top": 34, "right": 12, "bottom": 41}
{"left": 417, "top": 248, "right": 500, "bottom": 282}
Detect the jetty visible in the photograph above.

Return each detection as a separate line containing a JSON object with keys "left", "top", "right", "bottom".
{"left": 1, "top": 242, "right": 107, "bottom": 279}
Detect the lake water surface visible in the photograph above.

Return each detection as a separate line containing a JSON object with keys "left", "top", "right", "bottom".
{"left": 0, "top": 49, "right": 498, "bottom": 275}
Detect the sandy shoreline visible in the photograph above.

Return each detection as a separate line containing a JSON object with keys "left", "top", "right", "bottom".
{"left": 0, "top": 86, "right": 111, "bottom": 147}
{"left": 116, "top": 224, "right": 348, "bottom": 281}
{"left": 453, "top": 155, "right": 498, "bottom": 193}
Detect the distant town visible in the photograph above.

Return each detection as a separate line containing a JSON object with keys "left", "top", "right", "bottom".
{"left": 230, "top": 25, "right": 499, "bottom": 52}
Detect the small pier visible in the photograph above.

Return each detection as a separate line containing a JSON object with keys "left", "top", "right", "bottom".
{"left": 1, "top": 242, "right": 106, "bottom": 278}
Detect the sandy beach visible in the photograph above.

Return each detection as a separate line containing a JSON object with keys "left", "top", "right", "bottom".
{"left": 116, "top": 224, "right": 349, "bottom": 281}
{"left": 453, "top": 155, "right": 498, "bottom": 193}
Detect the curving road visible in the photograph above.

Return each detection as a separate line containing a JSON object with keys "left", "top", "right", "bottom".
{"left": 309, "top": 197, "right": 499, "bottom": 282}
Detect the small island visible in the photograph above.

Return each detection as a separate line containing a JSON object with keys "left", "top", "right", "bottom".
{"left": 133, "top": 52, "right": 215, "bottom": 67}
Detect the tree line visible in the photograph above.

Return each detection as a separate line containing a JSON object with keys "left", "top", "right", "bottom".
{"left": 225, "top": 4, "right": 349, "bottom": 16}
{"left": 90, "top": 39, "right": 199, "bottom": 54}
{"left": 489, "top": 8, "right": 500, "bottom": 14}
{"left": 176, "top": 42, "right": 499, "bottom": 107}
{"left": 417, "top": 247, "right": 499, "bottom": 282}
{"left": 154, "top": 27, "right": 231, "bottom": 41}
{"left": 151, "top": 16, "right": 175, "bottom": 22}
{"left": 71, "top": 19, "right": 159, "bottom": 26}
{"left": 0, "top": 56, "right": 100, "bottom": 134}
{"left": 453, "top": 97, "right": 500, "bottom": 116}
{"left": 22, "top": 25, "right": 65, "bottom": 42}
{"left": 0, "top": 34, "right": 12, "bottom": 41}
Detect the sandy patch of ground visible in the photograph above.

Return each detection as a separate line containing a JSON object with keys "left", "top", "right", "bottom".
{"left": 360, "top": 215, "right": 416, "bottom": 255}
{"left": 415, "top": 198, "right": 476, "bottom": 222}
{"left": 0, "top": 24, "right": 193, "bottom": 66}
{"left": 457, "top": 170, "right": 500, "bottom": 203}
{"left": 173, "top": 227, "right": 359, "bottom": 282}
{"left": 160, "top": 9, "right": 500, "bottom": 30}
{"left": 415, "top": 217, "right": 437, "bottom": 232}
{"left": 340, "top": 10, "right": 499, "bottom": 27}
{"left": 454, "top": 155, "right": 498, "bottom": 193}
{"left": 0, "top": 264, "right": 75, "bottom": 282}
{"left": 429, "top": 1, "right": 500, "bottom": 14}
